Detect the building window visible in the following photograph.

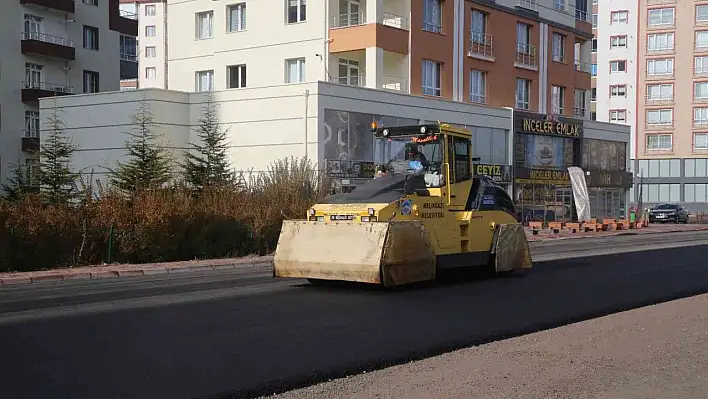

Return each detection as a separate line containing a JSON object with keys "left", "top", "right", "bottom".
{"left": 684, "top": 183, "right": 708, "bottom": 203}
{"left": 145, "top": 25, "right": 156, "bottom": 36}
{"left": 698, "top": 5, "right": 708, "bottom": 23}
{"left": 591, "top": 87, "right": 597, "bottom": 101}
{"left": 120, "top": 34, "right": 137, "bottom": 61}
{"left": 646, "top": 109, "right": 673, "bottom": 126}
{"left": 591, "top": 38, "right": 597, "bottom": 52}
{"left": 609, "top": 109, "right": 626, "bottom": 123}
{"left": 610, "top": 35, "right": 627, "bottom": 48}
{"left": 25, "top": 62, "right": 42, "bottom": 87}
{"left": 696, "top": 82, "right": 708, "bottom": 100}
{"left": 285, "top": 57, "right": 306, "bottom": 83}
{"left": 287, "top": 0, "right": 306, "bottom": 24}
{"left": 145, "top": 4, "right": 156, "bottom": 16}
{"left": 228, "top": 64, "right": 247, "bottom": 88}
{"left": 552, "top": 33, "right": 565, "bottom": 63}
{"left": 646, "top": 134, "right": 672, "bottom": 151}
{"left": 695, "top": 133, "right": 708, "bottom": 150}
{"left": 515, "top": 78, "right": 531, "bottom": 110}
{"left": 423, "top": 0, "right": 442, "bottom": 33}
{"left": 610, "top": 60, "right": 626, "bottom": 73}
{"left": 591, "top": 111, "right": 597, "bottom": 121}
{"left": 83, "top": 70, "right": 99, "bottom": 93}
{"left": 145, "top": 67, "right": 156, "bottom": 79}
{"left": 551, "top": 85, "right": 565, "bottom": 114}
{"left": 695, "top": 107, "right": 708, "bottom": 126}
{"left": 610, "top": 85, "right": 627, "bottom": 97}
{"left": 422, "top": 60, "right": 441, "bottom": 96}
{"left": 195, "top": 70, "right": 214, "bottom": 92}
{"left": 82, "top": 0, "right": 98, "bottom": 6}
{"left": 196, "top": 11, "right": 214, "bottom": 39}
{"left": 696, "top": 56, "right": 708, "bottom": 75}
{"left": 611, "top": 11, "right": 628, "bottom": 24}
{"left": 591, "top": 63, "right": 597, "bottom": 76}
{"left": 83, "top": 25, "right": 99, "bottom": 50}
{"left": 647, "top": 33, "right": 673, "bottom": 52}
{"left": 648, "top": 8, "right": 674, "bottom": 27}
{"left": 469, "top": 69, "right": 486, "bottom": 103}
{"left": 24, "top": 111, "right": 40, "bottom": 138}
{"left": 229, "top": 3, "right": 246, "bottom": 32}
{"left": 685, "top": 159, "right": 708, "bottom": 178}
{"left": 592, "top": 13, "right": 598, "bottom": 27}
{"left": 145, "top": 46, "right": 156, "bottom": 58}
{"left": 574, "top": 90, "right": 586, "bottom": 118}
{"left": 646, "top": 84, "right": 672, "bottom": 101}
{"left": 647, "top": 58, "right": 673, "bottom": 76}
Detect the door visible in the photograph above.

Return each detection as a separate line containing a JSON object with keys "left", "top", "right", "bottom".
{"left": 25, "top": 63, "right": 42, "bottom": 89}
{"left": 338, "top": 0, "right": 360, "bottom": 26}
{"left": 338, "top": 59, "right": 360, "bottom": 86}
{"left": 24, "top": 14, "right": 41, "bottom": 40}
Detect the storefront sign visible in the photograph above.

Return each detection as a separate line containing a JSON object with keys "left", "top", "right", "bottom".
{"left": 473, "top": 164, "right": 512, "bottom": 183}
{"left": 515, "top": 167, "right": 570, "bottom": 185}
{"left": 515, "top": 111, "right": 583, "bottom": 138}
{"left": 586, "top": 171, "right": 633, "bottom": 188}
{"left": 324, "top": 159, "right": 376, "bottom": 179}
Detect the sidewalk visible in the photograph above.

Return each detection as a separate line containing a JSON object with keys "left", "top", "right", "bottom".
{"left": 3, "top": 223, "right": 707, "bottom": 286}
{"left": 525, "top": 223, "right": 708, "bottom": 242}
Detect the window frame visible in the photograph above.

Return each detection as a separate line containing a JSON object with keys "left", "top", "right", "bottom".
{"left": 285, "top": 57, "right": 306, "bottom": 83}
{"left": 611, "top": 11, "right": 628, "bottom": 24}
{"left": 421, "top": 59, "right": 442, "bottom": 96}
{"left": 286, "top": 0, "right": 307, "bottom": 24}
{"left": 83, "top": 70, "right": 99, "bottom": 93}
{"left": 469, "top": 69, "right": 486, "bottom": 103}
{"left": 227, "top": 64, "right": 247, "bottom": 88}
{"left": 645, "top": 134, "right": 672, "bottom": 151}
{"left": 82, "top": 25, "right": 99, "bottom": 51}
{"left": 195, "top": 69, "right": 215, "bottom": 92}
{"left": 422, "top": 0, "right": 442, "bottom": 33}
{"left": 228, "top": 3, "right": 247, "bottom": 32}
{"left": 515, "top": 78, "right": 531, "bottom": 110}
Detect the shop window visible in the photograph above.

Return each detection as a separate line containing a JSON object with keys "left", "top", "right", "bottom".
{"left": 638, "top": 183, "right": 681, "bottom": 203}
{"left": 685, "top": 184, "right": 708, "bottom": 202}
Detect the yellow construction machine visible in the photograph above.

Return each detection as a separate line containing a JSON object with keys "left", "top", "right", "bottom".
{"left": 273, "top": 122, "right": 532, "bottom": 287}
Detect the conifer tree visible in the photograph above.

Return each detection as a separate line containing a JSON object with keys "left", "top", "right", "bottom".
{"left": 38, "top": 100, "right": 78, "bottom": 204}
{"left": 2, "top": 161, "right": 31, "bottom": 201}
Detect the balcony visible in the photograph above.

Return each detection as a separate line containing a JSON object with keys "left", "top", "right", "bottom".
{"left": 646, "top": 45, "right": 675, "bottom": 55}
{"left": 21, "top": 32, "right": 75, "bottom": 61}
{"left": 514, "top": 43, "right": 538, "bottom": 70}
{"left": 645, "top": 95, "right": 674, "bottom": 105}
{"left": 379, "top": 76, "right": 408, "bottom": 92}
{"left": 468, "top": 33, "right": 493, "bottom": 61}
{"left": 21, "top": 81, "right": 74, "bottom": 103}
{"left": 645, "top": 122, "right": 674, "bottom": 131}
{"left": 20, "top": 0, "right": 74, "bottom": 14}
{"left": 695, "top": 66, "right": 708, "bottom": 77}
{"left": 328, "top": 50, "right": 409, "bottom": 94}
{"left": 574, "top": 61, "right": 591, "bottom": 73}
{"left": 329, "top": 10, "right": 409, "bottom": 54}
{"left": 646, "top": 71, "right": 675, "bottom": 81}
{"left": 22, "top": 136, "right": 40, "bottom": 153}
{"left": 120, "top": 10, "right": 138, "bottom": 20}
{"left": 110, "top": 2, "right": 138, "bottom": 36}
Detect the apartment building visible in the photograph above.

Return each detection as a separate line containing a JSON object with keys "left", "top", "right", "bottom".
{"left": 590, "top": 0, "right": 597, "bottom": 120}
{"left": 0, "top": 0, "right": 138, "bottom": 186}
{"left": 119, "top": 0, "right": 167, "bottom": 90}
{"left": 166, "top": 0, "right": 592, "bottom": 116}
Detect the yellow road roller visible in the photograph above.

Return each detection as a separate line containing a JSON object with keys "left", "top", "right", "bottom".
{"left": 273, "top": 122, "right": 532, "bottom": 287}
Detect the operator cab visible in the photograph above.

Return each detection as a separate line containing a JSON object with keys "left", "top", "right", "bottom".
{"left": 372, "top": 122, "right": 471, "bottom": 193}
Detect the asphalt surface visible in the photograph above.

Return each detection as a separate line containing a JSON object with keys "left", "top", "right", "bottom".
{"left": 1, "top": 231, "right": 708, "bottom": 399}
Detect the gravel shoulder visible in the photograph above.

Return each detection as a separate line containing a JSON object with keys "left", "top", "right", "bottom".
{"left": 269, "top": 293, "right": 708, "bottom": 399}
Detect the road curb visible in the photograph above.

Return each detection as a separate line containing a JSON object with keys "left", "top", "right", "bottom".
{"left": 0, "top": 257, "right": 274, "bottom": 287}
{"left": 527, "top": 225, "right": 708, "bottom": 242}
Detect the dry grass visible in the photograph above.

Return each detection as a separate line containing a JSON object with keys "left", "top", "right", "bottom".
{"left": 0, "top": 157, "right": 328, "bottom": 273}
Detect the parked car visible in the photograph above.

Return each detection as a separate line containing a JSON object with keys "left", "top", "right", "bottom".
{"left": 648, "top": 203, "right": 689, "bottom": 224}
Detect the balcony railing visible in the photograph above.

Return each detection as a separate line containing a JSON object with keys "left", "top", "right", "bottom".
{"left": 647, "top": 0, "right": 676, "bottom": 4}
{"left": 379, "top": 76, "right": 408, "bottom": 92}
{"left": 470, "top": 93, "right": 487, "bottom": 104}
{"left": 575, "top": 9, "right": 588, "bottom": 22}
{"left": 646, "top": 45, "right": 675, "bottom": 55}
{"left": 695, "top": 66, "right": 708, "bottom": 77}
{"left": 646, "top": 71, "right": 675, "bottom": 80}
{"left": 23, "top": 80, "right": 75, "bottom": 94}
{"left": 694, "top": 120, "right": 708, "bottom": 129}
{"left": 330, "top": 75, "right": 365, "bottom": 87}
{"left": 645, "top": 95, "right": 674, "bottom": 105}
{"left": 22, "top": 31, "right": 73, "bottom": 47}
{"left": 24, "top": 129, "right": 40, "bottom": 139}
{"left": 574, "top": 61, "right": 591, "bottom": 73}
{"left": 380, "top": 12, "right": 409, "bottom": 30}
{"left": 120, "top": 52, "right": 138, "bottom": 62}
{"left": 468, "top": 32, "right": 493, "bottom": 58}
{"left": 695, "top": 95, "right": 708, "bottom": 103}
{"left": 515, "top": 43, "right": 537, "bottom": 68}
{"left": 120, "top": 10, "right": 138, "bottom": 20}
{"left": 574, "top": 107, "right": 588, "bottom": 118}
{"left": 645, "top": 122, "right": 674, "bottom": 130}
{"left": 331, "top": 12, "right": 365, "bottom": 28}
{"left": 647, "top": 20, "right": 675, "bottom": 30}
{"left": 518, "top": 0, "right": 537, "bottom": 10}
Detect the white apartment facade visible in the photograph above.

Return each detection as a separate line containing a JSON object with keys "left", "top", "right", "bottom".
{"left": 595, "top": 0, "right": 638, "bottom": 160}
{"left": 0, "top": 0, "right": 137, "bottom": 187}
{"left": 119, "top": 0, "right": 168, "bottom": 90}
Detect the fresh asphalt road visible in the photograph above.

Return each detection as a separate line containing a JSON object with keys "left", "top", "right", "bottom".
{"left": 1, "top": 231, "right": 708, "bottom": 399}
